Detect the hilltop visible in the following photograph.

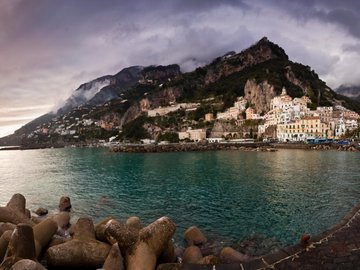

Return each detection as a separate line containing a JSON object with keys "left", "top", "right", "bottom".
{"left": 1, "top": 37, "right": 359, "bottom": 147}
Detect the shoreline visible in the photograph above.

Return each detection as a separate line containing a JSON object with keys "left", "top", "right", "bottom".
{"left": 0, "top": 141, "right": 359, "bottom": 153}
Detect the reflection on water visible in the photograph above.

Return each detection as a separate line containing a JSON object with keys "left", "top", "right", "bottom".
{"left": 0, "top": 148, "right": 359, "bottom": 246}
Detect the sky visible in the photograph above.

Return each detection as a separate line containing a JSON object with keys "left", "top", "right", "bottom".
{"left": 1, "top": 0, "right": 360, "bottom": 137}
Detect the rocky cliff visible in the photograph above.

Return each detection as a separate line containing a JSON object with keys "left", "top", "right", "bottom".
{"left": 244, "top": 79, "right": 276, "bottom": 114}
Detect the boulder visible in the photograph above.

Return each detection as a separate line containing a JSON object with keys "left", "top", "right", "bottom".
{"left": 182, "top": 245, "right": 203, "bottom": 263}
{"left": 184, "top": 226, "right": 207, "bottom": 246}
{"left": 219, "top": 247, "right": 250, "bottom": 263}
{"left": 34, "top": 208, "right": 48, "bottom": 217}
{"left": 58, "top": 196, "right": 71, "bottom": 212}
{"left": 106, "top": 216, "right": 176, "bottom": 270}
{"left": 102, "top": 243, "right": 124, "bottom": 270}
{"left": 45, "top": 217, "right": 111, "bottom": 269}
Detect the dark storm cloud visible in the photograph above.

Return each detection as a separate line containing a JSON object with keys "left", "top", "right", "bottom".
{"left": 266, "top": 0, "right": 360, "bottom": 38}
{"left": 1, "top": 0, "right": 360, "bottom": 136}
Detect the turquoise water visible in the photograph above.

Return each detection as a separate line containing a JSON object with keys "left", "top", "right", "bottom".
{"left": 0, "top": 148, "right": 359, "bottom": 248}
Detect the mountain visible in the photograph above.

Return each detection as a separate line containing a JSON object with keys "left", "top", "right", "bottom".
{"left": 336, "top": 85, "right": 360, "bottom": 102}
{"left": 1, "top": 37, "right": 360, "bottom": 146}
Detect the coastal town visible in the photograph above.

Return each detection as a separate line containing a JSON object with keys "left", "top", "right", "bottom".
{"left": 26, "top": 87, "right": 360, "bottom": 147}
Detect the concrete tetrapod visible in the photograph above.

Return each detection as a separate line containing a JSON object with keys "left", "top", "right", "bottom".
{"left": 0, "top": 231, "right": 12, "bottom": 263}
{"left": 106, "top": 216, "right": 176, "bottom": 270}
{"left": 45, "top": 217, "right": 111, "bottom": 269}
{"left": 102, "top": 243, "right": 125, "bottom": 270}
{"left": 0, "top": 224, "right": 36, "bottom": 270}
{"left": 33, "top": 219, "right": 58, "bottom": 258}
{"left": 0, "top": 195, "right": 33, "bottom": 226}
{"left": 10, "top": 259, "right": 46, "bottom": 270}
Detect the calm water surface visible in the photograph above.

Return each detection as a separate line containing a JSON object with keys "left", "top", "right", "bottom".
{"left": 0, "top": 148, "right": 359, "bottom": 247}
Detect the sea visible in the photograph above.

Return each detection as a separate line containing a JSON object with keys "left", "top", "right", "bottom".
{"left": 0, "top": 147, "right": 359, "bottom": 251}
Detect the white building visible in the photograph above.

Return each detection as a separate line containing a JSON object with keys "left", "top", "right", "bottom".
{"left": 178, "top": 129, "right": 206, "bottom": 142}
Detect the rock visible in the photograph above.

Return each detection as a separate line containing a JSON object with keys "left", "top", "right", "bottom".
{"left": 156, "top": 263, "right": 182, "bottom": 270}
{"left": 197, "top": 255, "right": 221, "bottom": 265}
{"left": 33, "top": 218, "right": 58, "bottom": 258}
{"left": 0, "top": 195, "right": 34, "bottom": 226}
{"left": 45, "top": 217, "right": 111, "bottom": 269}
{"left": 102, "top": 243, "right": 124, "bottom": 270}
{"left": 95, "top": 216, "right": 116, "bottom": 244}
{"left": 0, "top": 224, "right": 36, "bottom": 269}
{"left": 184, "top": 226, "right": 207, "bottom": 246}
{"left": 0, "top": 230, "right": 12, "bottom": 262}
{"left": 300, "top": 234, "right": 310, "bottom": 247}
{"left": 0, "top": 223, "right": 16, "bottom": 237}
{"left": 58, "top": 196, "right": 71, "bottom": 212}
{"left": 34, "top": 208, "right": 48, "bottom": 217}
{"left": 199, "top": 241, "right": 223, "bottom": 257}
{"left": 106, "top": 216, "right": 176, "bottom": 270}
{"left": 220, "top": 247, "right": 250, "bottom": 263}
{"left": 182, "top": 246, "right": 203, "bottom": 263}
{"left": 10, "top": 259, "right": 46, "bottom": 270}
{"left": 126, "top": 216, "right": 142, "bottom": 230}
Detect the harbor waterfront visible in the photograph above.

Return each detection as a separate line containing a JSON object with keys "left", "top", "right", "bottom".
{"left": 1, "top": 148, "right": 360, "bottom": 250}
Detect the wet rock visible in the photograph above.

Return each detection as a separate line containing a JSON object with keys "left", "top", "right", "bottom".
{"left": 102, "top": 243, "right": 124, "bottom": 270}
{"left": 182, "top": 245, "right": 203, "bottom": 263}
{"left": 184, "top": 226, "right": 207, "bottom": 246}
{"left": 106, "top": 216, "right": 176, "bottom": 270}
{"left": 45, "top": 217, "right": 111, "bottom": 269}
{"left": 34, "top": 208, "right": 48, "bottom": 217}
{"left": 58, "top": 196, "right": 71, "bottom": 212}
{"left": 10, "top": 259, "right": 46, "bottom": 270}
{"left": 300, "top": 234, "right": 311, "bottom": 247}
{"left": 199, "top": 241, "right": 223, "bottom": 257}
{"left": 220, "top": 247, "right": 250, "bottom": 263}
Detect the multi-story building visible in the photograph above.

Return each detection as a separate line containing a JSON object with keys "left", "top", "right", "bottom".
{"left": 277, "top": 117, "right": 332, "bottom": 142}
{"left": 178, "top": 129, "right": 206, "bottom": 142}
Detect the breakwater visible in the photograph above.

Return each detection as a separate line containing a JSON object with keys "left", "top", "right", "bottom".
{"left": 2, "top": 193, "right": 360, "bottom": 270}
{"left": 0, "top": 194, "right": 265, "bottom": 269}
{"left": 111, "top": 142, "right": 276, "bottom": 153}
